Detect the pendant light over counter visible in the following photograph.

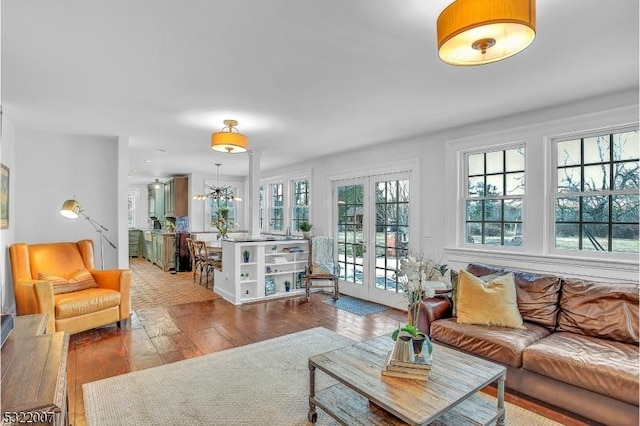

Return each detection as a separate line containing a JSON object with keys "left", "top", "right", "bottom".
{"left": 437, "top": 0, "right": 536, "bottom": 66}
{"left": 211, "top": 119, "right": 248, "bottom": 153}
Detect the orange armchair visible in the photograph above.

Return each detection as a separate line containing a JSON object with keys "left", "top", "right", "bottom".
{"left": 9, "top": 239, "right": 131, "bottom": 334}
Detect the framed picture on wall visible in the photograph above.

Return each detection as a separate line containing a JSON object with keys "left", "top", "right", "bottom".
{"left": 1, "top": 164, "right": 9, "bottom": 229}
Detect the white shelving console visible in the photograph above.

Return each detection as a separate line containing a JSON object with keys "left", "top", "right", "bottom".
{"left": 213, "top": 238, "right": 310, "bottom": 305}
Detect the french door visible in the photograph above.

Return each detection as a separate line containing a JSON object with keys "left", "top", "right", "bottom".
{"left": 334, "top": 172, "right": 413, "bottom": 307}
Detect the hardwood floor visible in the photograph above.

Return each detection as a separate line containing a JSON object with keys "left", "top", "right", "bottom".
{"left": 67, "top": 268, "right": 591, "bottom": 426}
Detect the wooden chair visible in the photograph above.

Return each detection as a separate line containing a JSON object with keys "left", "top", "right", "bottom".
{"left": 185, "top": 237, "right": 201, "bottom": 283}
{"left": 192, "top": 240, "right": 221, "bottom": 288}
{"left": 305, "top": 236, "right": 339, "bottom": 301}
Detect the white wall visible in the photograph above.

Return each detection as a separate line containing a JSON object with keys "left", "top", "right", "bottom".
{"left": 14, "top": 130, "right": 121, "bottom": 269}
{"left": 0, "top": 115, "right": 17, "bottom": 313}
{"left": 279, "top": 89, "right": 639, "bottom": 284}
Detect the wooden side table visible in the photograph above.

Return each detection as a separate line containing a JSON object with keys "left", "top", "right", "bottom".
{"left": 1, "top": 314, "right": 69, "bottom": 426}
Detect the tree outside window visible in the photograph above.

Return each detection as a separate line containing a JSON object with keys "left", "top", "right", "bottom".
{"left": 555, "top": 129, "right": 639, "bottom": 253}
{"left": 465, "top": 147, "right": 525, "bottom": 246}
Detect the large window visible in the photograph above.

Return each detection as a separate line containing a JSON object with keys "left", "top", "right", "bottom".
{"left": 259, "top": 185, "right": 264, "bottom": 229}
{"left": 209, "top": 187, "right": 237, "bottom": 228}
{"left": 270, "top": 183, "right": 284, "bottom": 231}
{"left": 555, "top": 129, "right": 639, "bottom": 253}
{"left": 465, "top": 146, "right": 525, "bottom": 246}
{"left": 291, "top": 179, "right": 309, "bottom": 232}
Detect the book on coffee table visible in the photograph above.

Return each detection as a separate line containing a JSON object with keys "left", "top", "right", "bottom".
{"left": 386, "top": 350, "right": 432, "bottom": 369}
{"left": 381, "top": 351, "right": 431, "bottom": 381}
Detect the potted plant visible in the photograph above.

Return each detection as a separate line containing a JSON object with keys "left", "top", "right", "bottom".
{"left": 284, "top": 280, "right": 291, "bottom": 292}
{"left": 391, "top": 324, "right": 433, "bottom": 359}
{"left": 299, "top": 221, "right": 312, "bottom": 238}
{"left": 242, "top": 250, "right": 250, "bottom": 263}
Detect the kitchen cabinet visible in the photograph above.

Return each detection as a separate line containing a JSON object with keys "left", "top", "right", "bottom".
{"left": 150, "top": 232, "right": 176, "bottom": 272}
{"left": 148, "top": 182, "right": 165, "bottom": 219}
{"left": 164, "top": 176, "right": 188, "bottom": 217}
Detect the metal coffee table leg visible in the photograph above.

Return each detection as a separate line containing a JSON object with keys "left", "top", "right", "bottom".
{"left": 496, "top": 373, "right": 506, "bottom": 426}
{"left": 308, "top": 361, "right": 317, "bottom": 423}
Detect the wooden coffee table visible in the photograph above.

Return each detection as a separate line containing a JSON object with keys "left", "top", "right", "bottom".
{"left": 308, "top": 334, "right": 506, "bottom": 425}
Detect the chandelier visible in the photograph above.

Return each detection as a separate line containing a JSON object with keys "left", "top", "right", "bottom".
{"left": 193, "top": 163, "right": 240, "bottom": 201}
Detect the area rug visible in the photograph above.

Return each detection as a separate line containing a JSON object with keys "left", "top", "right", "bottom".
{"left": 83, "top": 327, "right": 561, "bottom": 426}
{"left": 322, "top": 295, "right": 388, "bottom": 316}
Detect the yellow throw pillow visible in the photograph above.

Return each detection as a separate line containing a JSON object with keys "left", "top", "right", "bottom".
{"left": 456, "top": 270, "right": 524, "bottom": 329}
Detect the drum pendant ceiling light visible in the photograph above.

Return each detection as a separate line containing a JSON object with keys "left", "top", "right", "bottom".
{"left": 211, "top": 119, "right": 248, "bottom": 153}
{"left": 437, "top": 0, "right": 536, "bottom": 66}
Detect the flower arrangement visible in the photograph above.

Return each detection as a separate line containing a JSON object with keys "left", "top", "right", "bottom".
{"left": 394, "top": 252, "right": 448, "bottom": 329}
{"left": 213, "top": 207, "right": 230, "bottom": 240}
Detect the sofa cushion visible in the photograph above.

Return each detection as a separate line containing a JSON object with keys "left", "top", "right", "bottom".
{"left": 54, "top": 288, "right": 121, "bottom": 319}
{"left": 456, "top": 270, "right": 524, "bottom": 329}
{"left": 523, "top": 332, "right": 639, "bottom": 405}
{"left": 467, "top": 263, "right": 561, "bottom": 329}
{"left": 431, "top": 318, "right": 551, "bottom": 367}
{"left": 557, "top": 278, "right": 639, "bottom": 344}
{"left": 38, "top": 268, "right": 99, "bottom": 295}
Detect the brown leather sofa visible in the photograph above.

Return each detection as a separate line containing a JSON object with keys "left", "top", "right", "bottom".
{"left": 418, "top": 263, "right": 639, "bottom": 426}
{"left": 10, "top": 240, "right": 132, "bottom": 334}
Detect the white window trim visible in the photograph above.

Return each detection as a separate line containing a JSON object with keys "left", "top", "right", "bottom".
{"left": 444, "top": 105, "right": 639, "bottom": 282}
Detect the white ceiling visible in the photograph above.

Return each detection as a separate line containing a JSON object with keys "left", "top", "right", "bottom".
{"left": 3, "top": 1, "right": 639, "bottom": 184}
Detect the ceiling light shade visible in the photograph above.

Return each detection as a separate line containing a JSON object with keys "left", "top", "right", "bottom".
{"left": 437, "top": 0, "right": 536, "bottom": 66}
{"left": 211, "top": 119, "right": 248, "bottom": 153}
{"left": 60, "top": 199, "right": 81, "bottom": 218}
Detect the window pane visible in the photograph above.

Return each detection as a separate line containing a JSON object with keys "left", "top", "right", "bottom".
{"left": 584, "top": 135, "right": 610, "bottom": 164}
{"left": 612, "top": 224, "right": 639, "bottom": 253}
{"left": 397, "top": 204, "right": 409, "bottom": 226}
{"left": 504, "top": 199, "right": 522, "bottom": 221}
{"left": 558, "top": 139, "right": 581, "bottom": 167}
{"left": 583, "top": 164, "right": 609, "bottom": 191}
{"left": 468, "top": 153, "right": 484, "bottom": 175}
{"left": 486, "top": 151, "right": 503, "bottom": 174}
{"left": 582, "top": 224, "right": 608, "bottom": 251}
{"left": 504, "top": 223, "right": 523, "bottom": 246}
{"left": 557, "top": 166, "right": 581, "bottom": 193}
{"left": 398, "top": 180, "right": 410, "bottom": 202}
{"left": 555, "top": 224, "right": 579, "bottom": 250}
{"left": 485, "top": 175, "right": 503, "bottom": 196}
{"left": 484, "top": 200, "right": 501, "bottom": 221}
{"left": 555, "top": 197, "right": 579, "bottom": 222}
{"left": 612, "top": 194, "right": 639, "bottom": 223}
{"left": 613, "top": 161, "right": 639, "bottom": 190}
{"left": 613, "top": 130, "right": 639, "bottom": 161}
{"left": 375, "top": 181, "right": 386, "bottom": 202}
{"left": 506, "top": 172, "right": 525, "bottom": 196}
{"left": 505, "top": 148, "right": 525, "bottom": 172}
{"left": 468, "top": 176, "right": 484, "bottom": 197}
{"left": 466, "top": 200, "right": 482, "bottom": 221}
{"left": 582, "top": 196, "right": 609, "bottom": 222}
{"left": 466, "top": 223, "right": 481, "bottom": 244}
{"left": 484, "top": 223, "right": 502, "bottom": 245}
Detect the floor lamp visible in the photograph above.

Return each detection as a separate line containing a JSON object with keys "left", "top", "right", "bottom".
{"left": 60, "top": 199, "right": 117, "bottom": 270}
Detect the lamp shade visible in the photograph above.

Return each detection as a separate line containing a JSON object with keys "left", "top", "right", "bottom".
{"left": 60, "top": 199, "right": 81, "bottom": 218}
{"left": 437, "top": 0, "right": 536, "bottom": 66}
{"left": 211, "top": 119, "right": 248, "bottom": 153}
